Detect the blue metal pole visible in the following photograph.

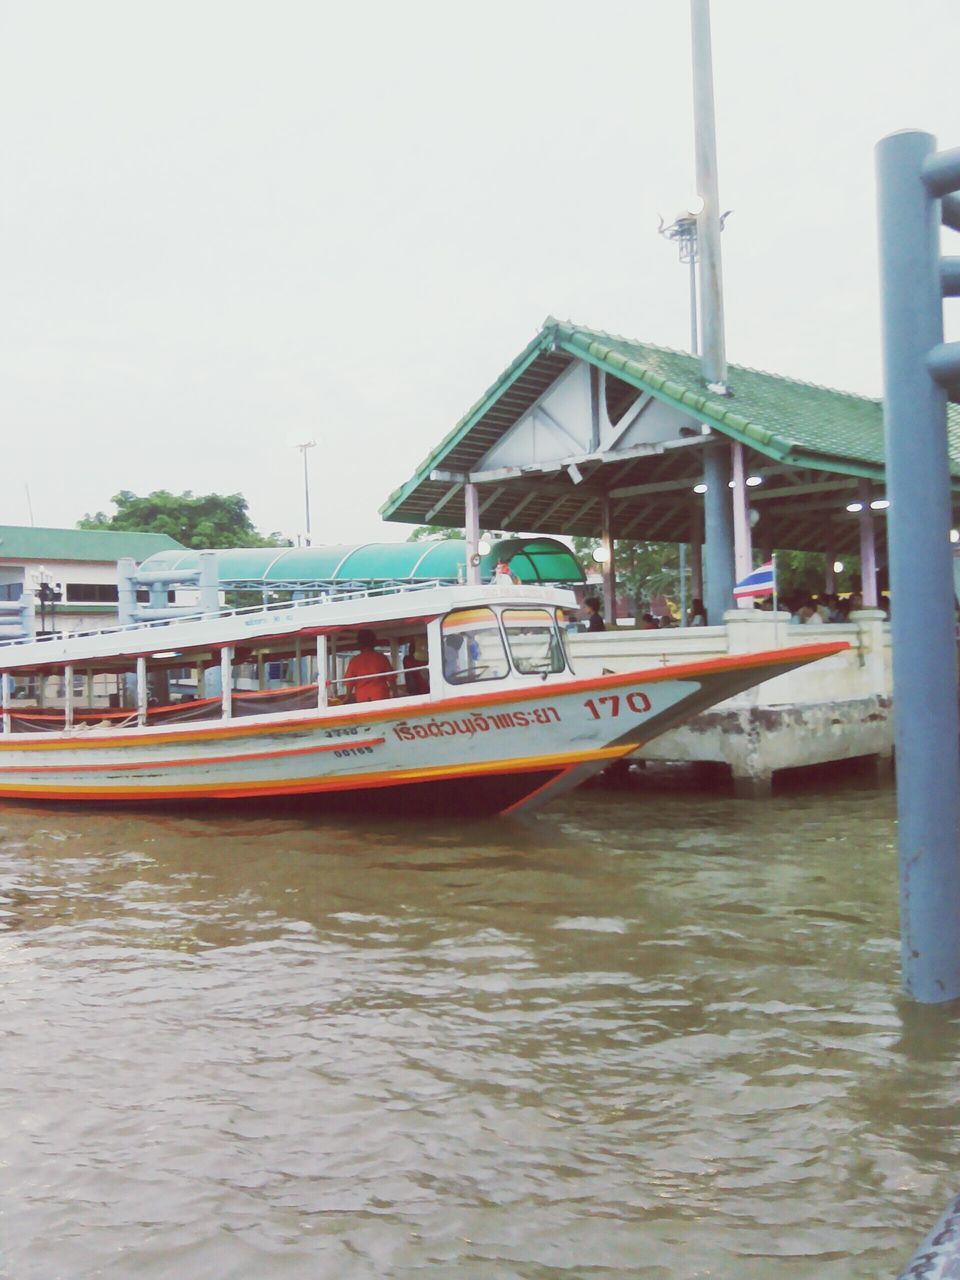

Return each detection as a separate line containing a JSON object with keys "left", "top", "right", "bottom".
{"left": 703, "top": 441, "right": 734, "bottom": 626}
{"left": 876, "top": 129, "right": 960, "bottom": 1003}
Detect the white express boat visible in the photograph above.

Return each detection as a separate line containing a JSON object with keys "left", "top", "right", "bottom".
{"left": 0, "top": 582, "right": 845, "bottom": 817}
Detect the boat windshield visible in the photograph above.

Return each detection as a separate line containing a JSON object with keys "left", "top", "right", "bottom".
{"left": 502, "top": 608, "right": 566, "bottom": 675}
{"left": 440, "top": 607, "right": 509, "bottom": 684}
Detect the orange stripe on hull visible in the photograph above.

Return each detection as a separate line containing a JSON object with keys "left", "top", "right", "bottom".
{"left": 0, "top": 744, "right": 631, "bottom": 802}
{"left": 0, "top": 736, "right": 385, "bottom": 774}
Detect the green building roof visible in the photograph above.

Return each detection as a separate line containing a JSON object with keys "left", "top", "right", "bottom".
{"left": 137, "top": 538, "right": 585, "bottom": 587}
{"left": 379, "top": 318, "right": 960, "bottom": 555}
{"left": 0, "top": 526, "right": 184, "bottom": 563}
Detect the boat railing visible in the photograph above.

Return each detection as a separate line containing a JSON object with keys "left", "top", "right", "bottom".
{"left": 0, "top": 578, "right": 453, "bottom": 653}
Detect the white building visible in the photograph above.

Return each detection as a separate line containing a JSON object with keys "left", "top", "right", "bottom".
{"left": 0, "top": 525, "right": 184, "bottom": 635}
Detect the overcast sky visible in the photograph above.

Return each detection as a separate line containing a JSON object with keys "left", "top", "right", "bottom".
{"left": 1, "top": 0, "right": 957, "bottom": 544}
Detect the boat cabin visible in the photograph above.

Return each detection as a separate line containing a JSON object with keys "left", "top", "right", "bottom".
{"left": 0, "top": 583, "right": 577, "bottom": 734}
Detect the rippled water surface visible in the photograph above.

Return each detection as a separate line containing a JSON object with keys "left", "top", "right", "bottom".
{"left": 1, "top": 767, "right": 958, "bottom": 1279}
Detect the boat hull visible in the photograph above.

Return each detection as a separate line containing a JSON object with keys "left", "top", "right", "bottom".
{"left": 0, "top": 644, "right": 846, "bottom": 817}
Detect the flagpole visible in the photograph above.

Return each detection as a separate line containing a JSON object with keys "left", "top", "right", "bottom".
{"left": 772, "top": 552, "right": 781, "bottom": 649}
{"left": 772, "top": 552, "right": 779, "bottom": 616}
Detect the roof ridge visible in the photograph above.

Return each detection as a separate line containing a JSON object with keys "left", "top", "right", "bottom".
{"left": 550, "top": 318, "right": 883, "bottom": 406}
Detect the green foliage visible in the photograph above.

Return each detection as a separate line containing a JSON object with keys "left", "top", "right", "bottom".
{"left": 570, "top": 538, "right": 684, "bottom": 608}
{"left": 774, "top": 550, "right": 859, "bottom": 596}
{"left": 406, "top": 525, "right": 464, "bottom": 542}
{"left": 78, "top": 490, "right": 290, "bottom": 549}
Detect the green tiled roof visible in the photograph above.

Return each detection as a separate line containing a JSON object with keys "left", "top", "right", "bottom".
{"left": 557, "top": 323, "right": 901, "bottom": 475}
{"left": 0, "top": 526, "right": 184, "bottom": 563}
{"left": 381, "top": 318, "right": 960, "bottom": 523}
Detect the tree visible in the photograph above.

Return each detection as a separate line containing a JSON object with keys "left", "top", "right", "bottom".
{"left": 773, "top": 550, "right": 859, "bottom": 597}
{"left": 571, "top": 537, "right": 684, "bottom": 610}
{"left": 406, "top": 525, "right": 464, "bottom": 542}
{"left": 78, "top": 490, "right": 290, "bottom": 549}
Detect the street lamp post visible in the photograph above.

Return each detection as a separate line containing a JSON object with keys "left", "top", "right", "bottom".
{"left": 294, "top": 441, "right": 317, "bottom": 545}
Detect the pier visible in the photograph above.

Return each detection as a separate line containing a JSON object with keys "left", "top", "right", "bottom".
{"left": 571, "top": 607, "right": 891, "bottom": 794}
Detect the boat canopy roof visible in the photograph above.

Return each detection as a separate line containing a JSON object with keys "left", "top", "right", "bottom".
{"left": 136, "top": 537, "right": 585, "bottom": 588}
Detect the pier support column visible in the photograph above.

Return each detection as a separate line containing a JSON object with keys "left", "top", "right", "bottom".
{"left": 858, "top": 480, "right": 879, "bottom": 607}
{"left": 877, "top": 127, "right": 960, "bottom": 1002}
{"left": 724, "top": 608, "right": 791, "bottom": 799}
{"left": 732, "top": 770, "right": 773, "bottom": 799}
{"left": 2, "top": 673, "right": 10, "bottom": 734}
{"left": 850, "top": 608, "right": 890, "bottom": 697}
{"left": 704, "top": 441, "right": 735, "bottom": 625}
{"left": 464, "top": 483, "right": 480, "bottom": 586}
{"left": 600, "top": 493, "right": 617, "bottom": 624}
{"left": 731, "top": 441, "right": 753, "bottom": 600}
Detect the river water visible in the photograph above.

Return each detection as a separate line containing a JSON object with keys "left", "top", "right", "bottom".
{"left": 0, "top": 767, "right": 957, "bottom": 1279}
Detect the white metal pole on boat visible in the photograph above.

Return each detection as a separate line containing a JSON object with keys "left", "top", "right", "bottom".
{"left": 691, "top": 0, "right": 727, "bottom": 392}
{"left": 221, "top": 646, "right": 233, "bottom": 720}
{"left": 136, "top": 657, "right": 147, "bottom": 727}
{"left": 64, "top": 664, "right": 73, "bottom": 730}
{"left": 464, "top": 483, "right": 481, "bottom": 586}
{"left": 858, "top": 479, "right": 879, "bottom": 607}
{"left": 316, "top": 635, "right": 328, "bottom": 709}
{"left": 1, "top": 672, "right": 10, "bottom": 734}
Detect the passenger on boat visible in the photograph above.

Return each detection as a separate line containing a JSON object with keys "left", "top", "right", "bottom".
{"left": 402, "top": 642, "right": 429, "bottom": 696}
{"left": 344, "top": 630, "right": 396, "bottom": 703}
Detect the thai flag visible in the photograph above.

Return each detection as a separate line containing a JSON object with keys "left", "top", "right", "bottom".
{"left": 733, "top": 560, "right": 775, "bottom": 599}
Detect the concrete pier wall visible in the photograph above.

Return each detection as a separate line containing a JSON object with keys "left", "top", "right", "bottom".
{"left": 569, "top": 610, "right": 892, "bottom": 792}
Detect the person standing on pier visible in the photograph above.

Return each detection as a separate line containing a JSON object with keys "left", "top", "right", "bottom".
{"left": 584, "top": 597, "right": 605, "bottom": 631}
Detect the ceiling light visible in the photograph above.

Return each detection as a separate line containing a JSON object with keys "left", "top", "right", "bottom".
{"left": 745, "top": 475, "right": 762, "bottom": 487}
{"left": 951, "top": 530, "right": 960, "bottom": 544}
{"left": 846, "top": 502, "right": 864, "bottom": 513}
{"left": 833, "top": 561, "right": 844, "bottom": 574}
{"left": 592, "top": 546, "right": 610, "bottom": 565}
{"left": 870, "top": 499, "right": 890, "bottom": 511}
{"left": 693, "top": 483, "right": 708, "bottom": 494}
{"left": 477, "top": 540, "right": 491, "bottom": 556}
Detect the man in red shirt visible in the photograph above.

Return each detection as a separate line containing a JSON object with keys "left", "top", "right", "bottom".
{"left": 344, "top": 630, "right": 396, "bottom": 703}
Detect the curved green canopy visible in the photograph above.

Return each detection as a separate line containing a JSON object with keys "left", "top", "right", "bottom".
{"left": 136, "top": 538, "right": 585, "bottom": 587}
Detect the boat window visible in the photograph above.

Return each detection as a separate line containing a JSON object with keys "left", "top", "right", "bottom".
{"left": 441, "top": 608, "right": 509, "bottom": 684}
{"left": 502, "top": 608, "right": 566, "bottom": 675}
